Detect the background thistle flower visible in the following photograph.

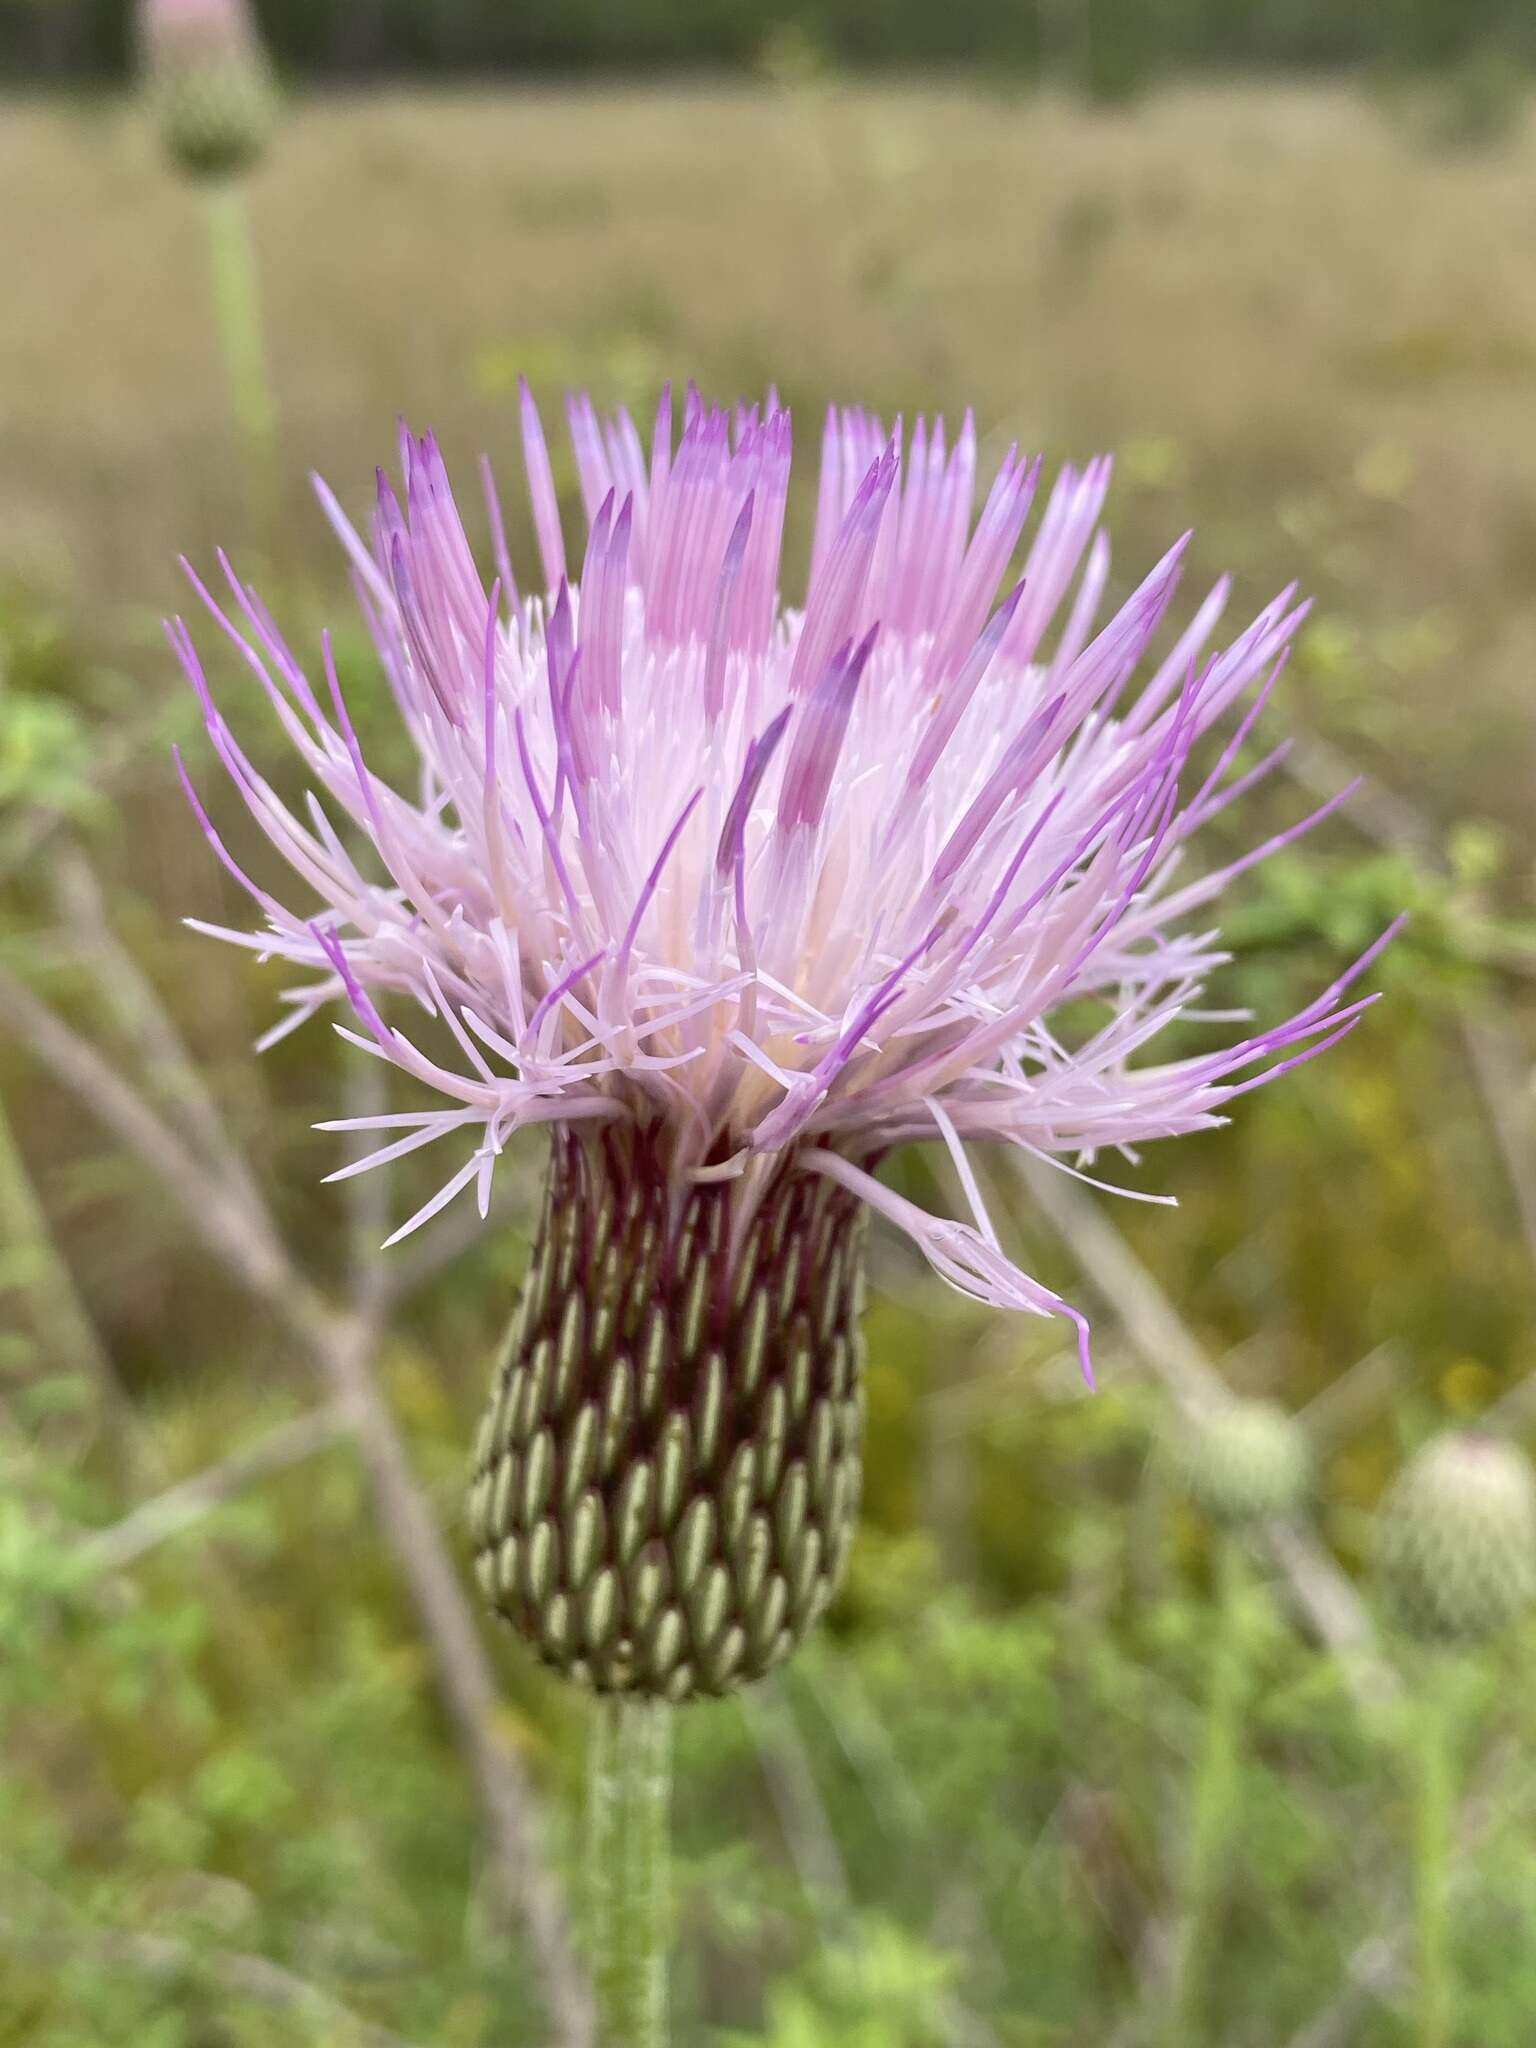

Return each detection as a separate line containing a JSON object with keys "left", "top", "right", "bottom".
{"left": 1180, "top": 1399, "right": 1312, "bottom": 1527}
{"left": 1378, "top": 1430, "right": 1536, "bottom": 2048}
{"left": 173, "top": 385, "right": 1392, "bottom": 1694}
{"left": 141, "top": 0, "right": 277, "bottom": 185}
{"left": 1378, "top": 1431, "right": 1536, "bottom": 1645}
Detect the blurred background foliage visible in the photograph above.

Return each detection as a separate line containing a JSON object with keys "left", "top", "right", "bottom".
{"left": 5, "top": 6, "right": 1536, "bottom": 2044}
{"left": 9, "top": 0, "right": 1536, "bottom": 81}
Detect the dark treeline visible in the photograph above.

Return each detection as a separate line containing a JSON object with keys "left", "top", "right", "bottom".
{"left": 6, "top": 0, "right": 1535, "bottom": 81}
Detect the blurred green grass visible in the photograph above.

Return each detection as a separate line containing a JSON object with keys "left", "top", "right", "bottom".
{"left": 6, "top": 80, "right": 1536, "bottom": 805}
{"left": 4, "top": 76, "right": 1536, "bottom": 2046}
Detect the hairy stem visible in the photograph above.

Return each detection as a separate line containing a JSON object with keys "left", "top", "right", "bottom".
{"left": 587, "top": 1698, "right": 672, "bottom": 2048}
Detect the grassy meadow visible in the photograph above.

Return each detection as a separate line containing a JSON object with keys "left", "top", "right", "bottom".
{"left": 4, "top": 75, "right": 1536, "bottom": 2045}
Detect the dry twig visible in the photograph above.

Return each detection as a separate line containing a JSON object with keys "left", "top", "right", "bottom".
{"left": 0, "top": 953, "right": 595, "bottom": 2045}
{"left": 1016, "top": 1156, "right": 1397, "bottom": 1705}
{"left": 73, "top": 1402, "right": 349, "bottom": 1575}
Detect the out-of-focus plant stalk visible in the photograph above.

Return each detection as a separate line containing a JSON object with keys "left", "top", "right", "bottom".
{"left": 140, "top": 0, "right": 280, "bottom": 535}
{"left": 586, "top": 1697, "right": 672, "bottom": 2048}
{"left": 1412, "top": 1664, "right": 1455, "bottom": 2048}
{"left": 204, "top": 182, "right": 277, "bottom": 533}
{"left": 0, "top": 1094, "right": 127, "bottom": 1427}
{"left": 1164, "top": 1539, "right": 1248, "bottom": 2046}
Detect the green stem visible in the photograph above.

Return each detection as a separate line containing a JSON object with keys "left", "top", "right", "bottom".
{"left": 1414, "top": 1663, "right": 1456, "bottom": 2048}
{"left": 203, "top": 182, "right": 277, "bottom": 532}
{"left": 1164, "top": 1537, "right": 1248, "bottom": 2047}
{"left": 586, "top": 1696, "right": 672, "bottom": 2048}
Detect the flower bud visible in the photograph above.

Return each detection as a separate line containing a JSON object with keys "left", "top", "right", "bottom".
{"left": 1180, "top": 1400, "right": 1311, "bottom": 1526}
{"left": 141, "top": 0, "right": 276, "bottom": 184}
{"left": 1378, "top": 1431, "right": 1536, "bottom": 1644}
{"left": 469, "top": 1129, "right": 866, "bottom": 1702}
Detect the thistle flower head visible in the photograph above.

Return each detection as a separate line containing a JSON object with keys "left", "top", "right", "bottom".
{"left": 174, "top": 385, "right": 1391, "bottom": 1375}
{"left": 1180, "top": 1399, "right": 1312, "bottom": 1526}
{"left": 175, "top": 387, "right": 1395, "bottom": 1695}
{"left": 1379, "top": 1431, "right": 1536, "bottom": 1645}
{"left": 141, "top": 0, "right": 275, "bottom": 182}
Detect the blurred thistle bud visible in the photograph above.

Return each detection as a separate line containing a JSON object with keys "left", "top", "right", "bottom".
{"left": 755, "top": 21, "right": 831, "bottom": 93}
{"left": 140, "top": 0, "right": 276, "bottom": 184}
{"left": 1180, "top": 1400, "right": 1312, "bottom": 1526}
{"left": 1378, "top": 1432, "right": 1536, "bottom": 1645}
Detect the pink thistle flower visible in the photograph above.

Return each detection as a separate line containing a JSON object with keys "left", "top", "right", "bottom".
{"left": 175, "top": 386, "right": 1390, "bottom": 1374}
{"left": 175, "top": 387, "right": 1393, "bottom": 1695}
